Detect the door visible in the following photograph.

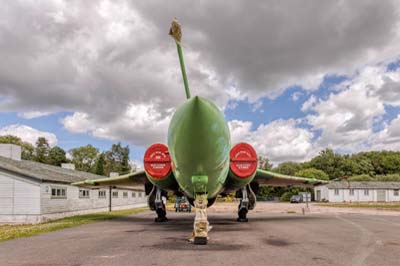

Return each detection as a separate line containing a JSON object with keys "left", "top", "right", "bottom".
{"left": 316, "top": 190, "right": 321, "bottom": 201}
{"left": 377, "top": 190, "right": 386, "bottom": 202}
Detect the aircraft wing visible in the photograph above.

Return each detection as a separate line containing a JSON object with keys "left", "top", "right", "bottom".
{"left": 254, "top": 169, "right": 328, "bottom": 187}
{"left": 71, "top": 171, "right": 148, "bottom": 190}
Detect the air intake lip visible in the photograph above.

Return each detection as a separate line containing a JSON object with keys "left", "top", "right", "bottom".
{"left": 144, "top": 143, "right": 171, "bottom": 179}
{"left": 230, "top": 142, "right": 258, "bottom": 179}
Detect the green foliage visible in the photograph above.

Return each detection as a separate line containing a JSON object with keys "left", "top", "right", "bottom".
{"left": 104, "top": 143, "right": 131, "bottom": 176}
{"left": 0, "top": 135, "right": 35, "bottom": 160}
{"left": 34, "top": 137, "right": 50, "bottom": 163}
{"left": 308, "top": 148, "right": 345, "bottom": 179}
{"left": 272, "top": 161, "right": 303, "bottom": 175}
{"left": 94, "top": 152, "right": 106, "bottom": 176}
{"left": 69, "top": 144, "right": 99, "bottom": 172}
{"left": 348, "top": 174, "right": 400, "bottom": 182}
{"left": 294, "top": 168, "right": 329, "bottom": 180}
{"left": 258, "top": 186, "right": 286, "bottom": 199}
{"left": 307, "top": 149, "right": 400, "bottom": 180}
{"left": 347, "top": 175, "right": 375, "bottom": 182}
{"left": 48, "top": 146, "right": 67, "bottom": 166}
{"left": 280, "top": 189, "right": 300, "bottom": 202}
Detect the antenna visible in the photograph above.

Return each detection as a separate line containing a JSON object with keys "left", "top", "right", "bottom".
{"left": 169, "top": 18, "right": 191, "bottom": 99}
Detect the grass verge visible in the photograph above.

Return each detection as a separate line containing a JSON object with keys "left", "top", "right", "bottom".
{"left": 317, "top": 203, "right": 400, "bottom": 210}
{"left": 0, "top": 207, "right": 148, "bottom": 243}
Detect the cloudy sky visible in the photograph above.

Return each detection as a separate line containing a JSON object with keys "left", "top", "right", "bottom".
{"left": 1, "top": 0, "right": 400, "bottom": 166}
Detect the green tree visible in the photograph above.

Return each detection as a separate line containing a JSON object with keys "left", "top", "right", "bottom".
{"left": 94, "top": 152, "right": 106, "bottom": 176}
{"left": 0, "top": 135, "right": 35, "bottom": 160}
{"left": 272, "top": 161, "right": 303, "bottom": 175}
{"left": 104, "top": 143, "right": 131, "bottom": 176}
{"left": 48, "top": 146, "right": 67, "bottom": 166}
{"left": 258, "top": 156, "right": 273, "bottom": 170}
{"left": 69, "top": 145, "right": 99, "bottom": 172}
{"left": 34, "top": 137, "right": 50, "bottom": 163}
{"left": 309, "top": 148, "right": 346, "bottom": 179}
{"left": 294, "top": 168, "right": 329, "bottom": 180}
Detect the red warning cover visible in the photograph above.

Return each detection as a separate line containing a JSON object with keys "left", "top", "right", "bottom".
{"left": 144, "top": 143, "right": 171, "bottom": 179}
{"left": 230, "top": 142, "right": 258, "bottom": 179}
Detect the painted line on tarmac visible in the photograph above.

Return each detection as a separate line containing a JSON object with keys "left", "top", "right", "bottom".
{"left": 335, "top": 214, "right": 377, "bottom": 266}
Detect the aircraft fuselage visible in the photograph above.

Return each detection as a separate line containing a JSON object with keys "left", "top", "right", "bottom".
{"left": 167, "top": 96, "right": 231, "bottom": 198}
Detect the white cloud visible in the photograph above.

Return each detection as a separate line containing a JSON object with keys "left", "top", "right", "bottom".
{"left": 291, "top": 92, "right": 303, "bottom": 102}
{"left": 18, "top": 111, "right": 52, "bottom": 119}
{"left": 62, "top": 112, "right": 95, "bottom": 134}
{"left": 369, "top": 115, "right": 400, "bottom": 150}
{"left": 229, "top": 119, "right": 315, "bottom": 165}
{"left": 0, "top": 124, "right": 58, "bottom": 146}
{"left": 301, "top": 95, "right": 317, "bottom": 112}
{"left": 62, "top": 103, "right": 172, "bottom": 145}
{"left": 0, "top": 1, "right": 400, "bottom": 148}
{"left": 306, "top": 62, "right": 400, "bottom": 152}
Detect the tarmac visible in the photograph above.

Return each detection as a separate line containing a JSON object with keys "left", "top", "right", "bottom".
{"left": 0, "top": 202, "right": 399, "bottom": 266}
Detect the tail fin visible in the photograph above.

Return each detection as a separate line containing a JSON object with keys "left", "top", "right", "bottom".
{"left": 169, "top": 18, "right": 191, "bottom": 99}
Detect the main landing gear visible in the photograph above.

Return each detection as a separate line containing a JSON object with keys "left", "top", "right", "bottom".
{"left": 237, "top": 184, "right": 256, "bottom": 222}
{"left": 237, "top": 187, "right": 249, "bottom": 222}
{"left": 148, "top": 186, "right": 168, "bottom": 222}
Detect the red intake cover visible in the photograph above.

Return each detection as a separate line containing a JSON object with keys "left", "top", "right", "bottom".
{"left": 230, "top": 143, "right": 258, "bottom": 179}
{"left": 144, "top": 143, "right": 171, "bottom": 179}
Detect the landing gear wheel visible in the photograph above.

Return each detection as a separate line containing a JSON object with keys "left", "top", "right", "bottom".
{"left": 155, "top": 205, "right": 168, "bottom": 222}
{"left": 194, "top": 237, "right": 208, "bottom": 245}
{"left": 155, "top": 217, "right": 168, "bottom": 222}
{"left": 237, "top": 208, "right": 248, "bottom": 222}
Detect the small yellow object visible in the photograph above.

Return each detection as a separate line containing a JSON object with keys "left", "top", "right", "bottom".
{"left": 169, "top": 17, "right": 182, "bottom": 45}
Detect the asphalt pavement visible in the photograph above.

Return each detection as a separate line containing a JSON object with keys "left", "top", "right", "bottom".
{"left": 0, "top": 204, "right": 399, "bottom": 266}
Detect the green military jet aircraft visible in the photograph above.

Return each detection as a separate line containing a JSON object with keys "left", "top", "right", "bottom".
{"left": 73, "top": 18, "right": 327, "bottom": 245}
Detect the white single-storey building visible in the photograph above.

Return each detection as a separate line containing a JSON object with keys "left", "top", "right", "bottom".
{"left": 314, "top": 182, "right": 400, "bottom": 203}
{"left": 0, "top": 144, "right": 147, "bottom": 224}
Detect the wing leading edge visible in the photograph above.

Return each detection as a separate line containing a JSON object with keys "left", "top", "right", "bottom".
{"left": 72, "top": 170, "right": 148, "bottom": 190}
{"left": 254, "top": 169, "right": 329, "bottom": 187}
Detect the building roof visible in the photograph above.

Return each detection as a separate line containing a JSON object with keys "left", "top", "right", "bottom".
{"left": 326, "top": 181, "right": 400, "bottom": 189}
{"left": 0, "top": 155, "right": 105, "bottom": 184}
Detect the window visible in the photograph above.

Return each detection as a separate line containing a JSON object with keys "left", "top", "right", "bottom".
{"left": 132, "top": 192, "right": 136, "bottom": 198}
{"left": 394, "top": 189, "right": 399, "bottom": 196}
{"left": 364, "top": 189, "right": 369, "bottom": 196}
{"left": 123, "top": 192, "right": 128, "bottom": 198}
{"left": 79, "top": 189, "right": 90, "bottom": 198}
{"left": 51, "top": 187, "right": 66, "bottom": 199}
{"left": 112, "top": 191, "right": 119, "bottom": 198}
{"left": 99, "top": 190, "right": 107, "bottom": 198}
{"left": 334, "top": 189, "right": 339, "bottom": 195}
{"left": 138, "top": 192, "right": 142, "bottom": 198}
{"left": 349, "top": 189, "right": 355, "bottom": 196}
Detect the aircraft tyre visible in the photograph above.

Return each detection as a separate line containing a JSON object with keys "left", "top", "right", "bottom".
{"left": 194, "top": 237, "right": 208, "bottom": 245}
{"left": 155, "top": 206, "right": 168, "bottom": 222}
{"left": 237, "top": 208, "right": 248, "bottom": 222}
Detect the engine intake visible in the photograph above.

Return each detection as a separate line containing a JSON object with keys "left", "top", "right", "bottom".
{"left": 229, "top": 142, "right": 258, "bottom": 179}
{"left": 144, "top": 143, "right": 171, "bottom": 179}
